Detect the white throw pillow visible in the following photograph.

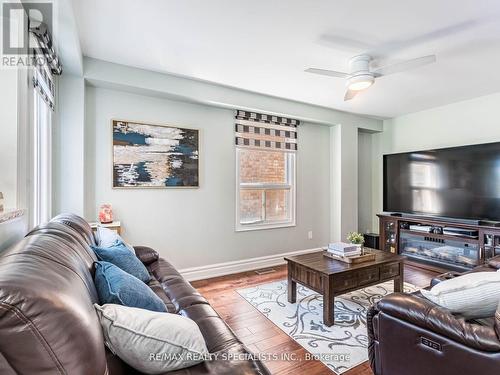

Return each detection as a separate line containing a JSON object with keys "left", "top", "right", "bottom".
{"left": 420, "top": 271, "right": 500, "bottom": 319}
{"left": 94, "top": 304, "right": 209, "bottom": 374}
{"left": 96, "top": 226, "right": 134, "bottom": 253}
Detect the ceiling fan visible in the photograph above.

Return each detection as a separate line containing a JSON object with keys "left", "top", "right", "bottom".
{"left": 306, "top": 54, "right": 436, "bottom": 101}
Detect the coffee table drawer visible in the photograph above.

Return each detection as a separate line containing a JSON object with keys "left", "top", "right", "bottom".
{"left": 333, "top": 267, "right": 380, "bottom": 292}
{"left": 380, "top": 263, "right": 400, "bottom": 279}
{"left": 333, "top": 273, "right": 357, "bottom": 291}
{"left": 291, "top": 264, "right": 323, "bottom": 291}
{"left": 357, "top": 267, "right": 380, "bottom": 286}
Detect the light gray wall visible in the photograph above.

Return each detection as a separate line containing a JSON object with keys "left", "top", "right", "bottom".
{"left": 370, "top": 92, "right": 500, "bottom": 232}
{"left": 358, "top": 131, "right": 373, "bottom": 234}
{"left": 55, "top": 75, "right": 86, "bottom": 215}
{"left": 52, "top": 59, "right": 383, "bottom": 271}
{"left": 0, "top": 66, "right": 28, "bottom": 252}
{"left": 78, "top": 58, "right": 383, "bottom": 251}
{"left": 329, "top": 124, "right": 359, "bottom": 243}
{"left": 84, "top": 87, "right": 331, "bottom": 269}
{"left": 0, "top": 6, "right": 20, "bottom": 210}
{"left": 84, "top": 58, "right": 383, "bottom": 132}
{"left": 0, "top": 5, "right": 30, "bottom": 250}
{"left": 0, "top": 69, "right": 18, "bottom": 210}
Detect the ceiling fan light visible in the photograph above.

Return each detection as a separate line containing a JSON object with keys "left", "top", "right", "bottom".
{"left": 348, "top": 80, "right": 373, "bottom": 91}
{"left": 347, "top": 74, "right": 374, "bottom": 91}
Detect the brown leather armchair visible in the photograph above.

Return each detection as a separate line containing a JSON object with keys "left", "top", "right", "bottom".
{"left": 367, "top": 257, "right": 500, "bottom": 375}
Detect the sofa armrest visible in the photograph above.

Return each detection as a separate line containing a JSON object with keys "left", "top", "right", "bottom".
{"left": 367, "top": 304, "right": 380, "bottom": 373}
{"left": 377, "top": 293, "right": 500, "bottom": 352}
{"left": 133, "top": 246, "right": 159, "bottom": 265}
{"left": 488, "top": 255, "right": 500, "bottom": 269}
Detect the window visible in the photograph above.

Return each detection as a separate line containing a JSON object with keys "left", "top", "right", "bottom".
{"left": 236, "top": 149, "right": 295, "bottom": 230}
{"left": 29, "top": 26, "right": 59, "bottom": 226}
{"left": 235, "top": 110, "right": 298, "bottom": 231}
{"left": 32, "top": 77, "right": 52, "bottom": 225}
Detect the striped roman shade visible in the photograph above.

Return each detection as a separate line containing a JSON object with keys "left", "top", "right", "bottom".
{"left": 235, "top": 110, "right": 299, "bottom": 151}
{"left": 30, "top": 22, "right": 62, "bottom": 110}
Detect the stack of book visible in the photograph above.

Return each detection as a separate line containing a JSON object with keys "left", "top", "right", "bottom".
{"left": 327, "top": 242, "right": 361, "bottom": 257}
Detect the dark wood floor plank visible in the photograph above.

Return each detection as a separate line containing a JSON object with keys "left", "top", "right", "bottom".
{"left": 192, "top": 263, "right": 437, "bottom": 375}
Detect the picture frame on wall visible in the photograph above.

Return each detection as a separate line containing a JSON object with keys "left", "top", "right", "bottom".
{"left": 112, "top": 119, "right": 200, "bottom": 188}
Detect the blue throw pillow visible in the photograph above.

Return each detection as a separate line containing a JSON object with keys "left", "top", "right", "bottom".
{"left": 91, "top": 241, "right": 150, "bottom": 283}
{"left": 94, "top": 261, "right": 167, "bottom": 312}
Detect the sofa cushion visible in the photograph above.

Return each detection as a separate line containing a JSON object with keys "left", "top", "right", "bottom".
{"left": 149, "top": 259, "right": 208, "bottom": 312}
{"left": 420, "top": 271, "right": 500, "bottom": 319}
{"left": 179, "top": 304, "right": 240, "bottom": 353}
{"left": 92, "top": 242, "right": 150, "bottom": 283}
{"left": 51, "top": 213, "right": 97, "bottom": 246}
{"left": 95, "top": 226, "right": 135, "bottom": 253}
{"left": 26, "top": 222, "right": 99, "bottom": 275}
{"left": 0, "top": 234, "right": 107, "bottom": 374}
{"left": 134, "top": 246, "right": 160, "bottom": 265}
{"left": 161, "top": 280, "right": 208, "bottom": 311}
{"left": 154, "top": 346, "right": 271, "bottom": 375}
{"left": 94, "top": 261, "right": 166, "bottom": 312}
{"left": 150, "top": 258, "right": 183, "bottom": 282}
{"left": 95, "top": 304, "right": 209, "bottom": 374}
{"left": 148, "top": 278, "right": 176, "bottom": 313}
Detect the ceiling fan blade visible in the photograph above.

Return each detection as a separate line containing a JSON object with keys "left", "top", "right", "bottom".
{"left": 344, "top": 89, "right": 358, "bottom": 101}
{"left": 368, "top": 18, "right": 489, "bottom": 58}
{"left": 318, "top": 18, "right": 491, "bottom": 59}
{"left": 373, "top": 55, "right": 436, "bottom": 76}
{"left": 318, "top": 33, "right": 373, "bottom": 53}
{"left": 305, "top": 68, "right": 348, "bottom": 78}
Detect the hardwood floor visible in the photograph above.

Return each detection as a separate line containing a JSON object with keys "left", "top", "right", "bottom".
{"left": 192, "top": 263, "right": 439, "bottom": 375}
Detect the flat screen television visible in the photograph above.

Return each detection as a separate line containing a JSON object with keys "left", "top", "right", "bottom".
{"left": 383, "top": 142, "right": 500, "bottom": 222}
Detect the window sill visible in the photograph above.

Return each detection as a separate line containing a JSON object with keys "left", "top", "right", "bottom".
{"left": 236, "top": 221, "right": 296, "bottom": 232}
{"left": 0, "top": 209, "right": 26, "bottom": 224}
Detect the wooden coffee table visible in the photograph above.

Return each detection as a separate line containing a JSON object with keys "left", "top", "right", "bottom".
{"left": 285, "top": 248, "right": 405, "bottom": 326}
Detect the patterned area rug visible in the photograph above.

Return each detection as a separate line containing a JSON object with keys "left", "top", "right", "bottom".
{"left": 237, "top": 280, "right": 418, "bottom": 374}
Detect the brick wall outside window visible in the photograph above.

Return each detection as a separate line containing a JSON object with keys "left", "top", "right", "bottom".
{"left": 238, "top": 149, "right": 288, "bottom": 223}
{"left": 239, "top": 150, "right": 286, "bottom": 183}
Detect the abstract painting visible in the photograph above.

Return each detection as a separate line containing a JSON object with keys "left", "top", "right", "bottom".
{"left": 112, "top": 120, "right": 199, "bottom": 188}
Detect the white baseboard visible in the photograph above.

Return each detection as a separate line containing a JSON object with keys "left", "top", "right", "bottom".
{"left": 179, "top": 247, "right": 322, "bottom": 282}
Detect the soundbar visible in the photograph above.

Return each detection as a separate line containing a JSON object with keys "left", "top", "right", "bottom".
{"left": 479, "top": 220, "right": 500, "bottom": 227}
{"left": 443, "top": 227, "right": 479, "bottom": 237}
{"left": 386, "top": 212, "right": 500, "bottom": 228}
{"left": 406, "top": 223, "right": 479, "bottom": 239}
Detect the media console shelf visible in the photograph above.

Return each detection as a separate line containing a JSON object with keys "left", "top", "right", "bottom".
{"left": 378, "top": 213, "right": 500, "bottom": 272}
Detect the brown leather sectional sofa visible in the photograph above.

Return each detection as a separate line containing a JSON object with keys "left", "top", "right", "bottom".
{"left": 367, "top": 257, "right": 500, "bottom": 375}
{"left": 0, "top": 214, "right": 270, "bottom": 375}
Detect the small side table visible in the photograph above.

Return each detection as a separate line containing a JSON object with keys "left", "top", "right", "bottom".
{"left": 89, "top": 221, "right": 121, "bottom": 235}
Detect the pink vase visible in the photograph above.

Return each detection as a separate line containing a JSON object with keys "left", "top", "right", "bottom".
{"left": 98, "top": 204, "right": 113, "bottom": 224}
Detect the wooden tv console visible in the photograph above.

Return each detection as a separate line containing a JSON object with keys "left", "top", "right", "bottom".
{"left": 378, "top": 213, "right": 500, "bottom": 272}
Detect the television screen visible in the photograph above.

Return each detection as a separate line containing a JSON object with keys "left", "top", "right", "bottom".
{"left": 383, "top": 142, "right": 500, "bottom": 221}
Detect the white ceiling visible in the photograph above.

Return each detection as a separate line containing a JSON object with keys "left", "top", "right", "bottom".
{"left": 71, "top": 0, "right": 500, "bottom": 118}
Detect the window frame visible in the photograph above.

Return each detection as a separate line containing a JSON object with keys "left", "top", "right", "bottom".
{"left": 235, "top": 147, "right": 296, "bottom": 232}
{"left": 32, "top": 81, "right": 52, "bottom": 226}
{"left": 29, "top": 42, "right": 54, "bottom": 227}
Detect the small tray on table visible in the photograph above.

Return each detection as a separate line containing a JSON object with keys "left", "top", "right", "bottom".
{"left": 323, "top": 249, "right": 376, "bottom": 264}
